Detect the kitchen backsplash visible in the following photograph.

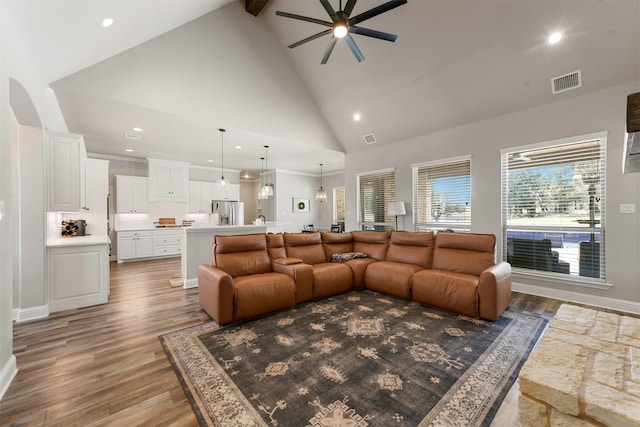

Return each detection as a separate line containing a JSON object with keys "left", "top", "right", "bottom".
{"left": 114, "top": 212, "right": 210, "bottom": 230}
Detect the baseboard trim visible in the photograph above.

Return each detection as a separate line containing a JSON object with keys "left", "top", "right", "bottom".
{"left": 15, "top": 305, "right": 49, "bottom": 323}
{"left": 184, "top": 278, "right": 198, "bottom": 289}
{"left": 11, "top": 308, "right": 18, "bottom": 322}
{"left": 513, "top": 282, "right": 640, "bottom": 315}
{"left": 0, "top": 355, "right": 17, "bottom": 400}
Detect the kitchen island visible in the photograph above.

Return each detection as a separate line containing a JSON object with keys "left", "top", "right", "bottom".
{"left": 181, "top": 223, "right": 286, "bottom": 288}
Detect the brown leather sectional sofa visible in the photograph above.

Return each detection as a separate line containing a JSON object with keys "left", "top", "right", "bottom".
{"left": 198, "top": 230, "right": 512, "bottom": 325}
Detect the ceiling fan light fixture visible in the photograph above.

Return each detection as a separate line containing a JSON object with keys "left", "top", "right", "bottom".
{"left": 333, "top": 24, "right": 348, "bottom": 38}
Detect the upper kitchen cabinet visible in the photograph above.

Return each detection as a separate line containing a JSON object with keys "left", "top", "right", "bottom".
{"left": 212, "top": 183, "right": 240, "bottom": 201}
{"left": 188, "top": 181, "right": 214, "bottom": 213}
{"left": 46, "top": 131, "right": 87, "bottom": 212}
{"left": 116, "top": 175, "right": 148, "bottom": 213}
{"left": 148, "top": 158, "right": 189, "bottom": 202}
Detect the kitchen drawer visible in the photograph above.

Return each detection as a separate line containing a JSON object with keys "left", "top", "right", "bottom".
{"left": 153, "top": 245, "right": 181, "bottom": 257}
{"left": 153, "top": 228, "right": 183, "bottom": 236}
{"left": 153, "top": 236, "right": 182, "bottom": 246}
{"left": 118, "top": 230, "right": 153, "bottom": 238}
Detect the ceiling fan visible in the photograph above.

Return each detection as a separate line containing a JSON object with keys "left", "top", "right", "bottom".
{"left": 276, "top": 0, "right": 407, "bottom": 64}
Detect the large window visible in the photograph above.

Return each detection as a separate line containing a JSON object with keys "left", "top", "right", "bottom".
{"left": 501, "top": 133, "right": 606, "bottom": 281}
{"left": 357, "top": 168, "right": 396, "bottom": 231}
{"left": 412, "top": 157, "right": 471, "bottom": 232}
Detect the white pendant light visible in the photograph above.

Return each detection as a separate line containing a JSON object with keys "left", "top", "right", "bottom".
{"left": 216, "top": 128, "right": 230, "bottom": 187}
{"left": 316, "top": 163, "right": 327, "bottom": 203}
{"left": 260, "top": 145, "right": 273, "bottom": 197}
{"left": 257, "top": 157, "right": 268, "bottom": 200}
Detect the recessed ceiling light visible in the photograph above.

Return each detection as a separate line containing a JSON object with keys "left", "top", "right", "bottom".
{"left": 132, "top": 127, "right": 144, "bottom": 132}
{"left": 353, "top": 113, "right": 361, "bottom": 121}
{"left": 235, "top": 145, "right": 242, "bottom": 149}
{"left": 102, "top": 18, "right": 114, "bottom": 28}
{"left": 125, "top": 148, "right": 133, "bottom": 152}
{"left": 207, "top": 159, "right": 214, "bottom": 163}
{"left": 548, "top": 32, "right": 563, "bottom": 45}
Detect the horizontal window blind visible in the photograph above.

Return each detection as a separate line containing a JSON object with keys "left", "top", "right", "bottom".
{"left": 502, "top": 138, "right": 606, "bottom": 280}
{"left": 412, "top": 158, "right": 471, "bottom": 232}
{"left": 357, "top": 169, "right": 395, "bottom": 231}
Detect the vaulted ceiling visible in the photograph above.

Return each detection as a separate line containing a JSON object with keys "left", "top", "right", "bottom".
{"left": 6, "top": 0, "right": 640, "bottom": 176}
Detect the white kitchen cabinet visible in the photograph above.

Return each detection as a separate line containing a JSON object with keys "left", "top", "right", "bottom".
{"left": 148, "top": 158, "right": 189, "bottom": 202}
{"left": 116, "top": 175, "right": 148, "bottom": 213}
{"left": 117, "top": 230, "right": 153, "bottom": 262}
{"left": 153, "top": 228, "right": 183, "bottom": 257}
{"left": 188, "top": 181, "right": 214, "bottom": 213}
{"left": 46, "top": 131, "right": 87, "bottom": 212}
{"left": 211, "top": 183, "right": 240, "bottom": 201}
{"left": 48, "top": 243, "right": 109, "bottom": 312}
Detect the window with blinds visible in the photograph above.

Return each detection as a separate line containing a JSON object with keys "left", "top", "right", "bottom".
{"left": 357, "top": 169, "right": 396, "bottom": 231}
{"left": 501, "top": 135, "right": 606, "bottom": 281}
{"left": 412, "top": 157, "right": 471, "bottom": 232}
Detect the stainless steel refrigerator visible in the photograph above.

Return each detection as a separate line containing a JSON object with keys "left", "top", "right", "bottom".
{"left": 211, "top": 200, "right": 244, "bottom": 226}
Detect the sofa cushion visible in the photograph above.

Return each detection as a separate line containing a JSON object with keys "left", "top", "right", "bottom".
{"left": 311, "top": 263, "right": 353, "bottom": 299}
{"left": 284, "top": 232, "right": 327, "bottom": 265}
{"left": 411, "top": 269, "right": 479, "bottom": 318}
{"left": 233, "top": 272, "right": 296, "bottom": 321}
{"left": 385, "top": 231, "right": 434, "bottom": 268}
{"left": 322, "top": 232, "right": 354, "bottom": 260}
{"left": 214, "top": 234, "right": 272, "bottom": 278}
{"left": 365, "top": 261, "right": 424, "bottom": 299}
{"left": 432, "top": 233, "right": 495, "bottom": 276}
{"left": 343, "top": 258, "right": 379, "bottom": 290}
{"left": 352, "top": 231, "right": 389, "bottom": 260}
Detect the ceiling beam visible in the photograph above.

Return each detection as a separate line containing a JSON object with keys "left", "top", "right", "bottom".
{"left": 246, "top": 0, "right": 271, "bottom": 17}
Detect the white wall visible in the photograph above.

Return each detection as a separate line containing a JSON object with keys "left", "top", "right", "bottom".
{"left": 345, "top": 81, "right": 640, "bottom": 307}
{"left": 318, "top": 172, "right": 345, "bottom": 230}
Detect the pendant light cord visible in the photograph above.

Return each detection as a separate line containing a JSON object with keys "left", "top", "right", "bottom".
{"left": 219, "top": 128, "right": 226, "bottom": 179}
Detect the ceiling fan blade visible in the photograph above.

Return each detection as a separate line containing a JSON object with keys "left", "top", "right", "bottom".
{"left": 276, "top": 10, "right": 332, "bottom": 27}
{"left": 350, "top": 26, "right": 397, "bottom": 42}
{"left": 318, "top": 0, "right": 338, "bottom": 22}
{"left": 288, "top": 29, "right": 332, "bottom": 48}
{"left": 321, "top": 37, "right": 338, "bottom": 64}
{"left": 345, "top": 34, "right": 365, "bottom": 62}
{"left": 348, "top": 0, "right": 407, "bottom": 26}
{"left": 343, "top": 0, "right": 358, "bottom": 16}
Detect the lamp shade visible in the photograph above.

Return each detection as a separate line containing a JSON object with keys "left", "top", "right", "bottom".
{"left": 386, "top": 201, "right": 406, "bottom": 216}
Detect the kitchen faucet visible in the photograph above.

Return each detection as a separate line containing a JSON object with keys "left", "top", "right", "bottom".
{"left": 258, "top": 215, "right": 266, "bottom": 222}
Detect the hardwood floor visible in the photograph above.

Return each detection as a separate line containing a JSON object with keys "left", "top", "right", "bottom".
{"left": 0, "top": 258, "right": 616, "bottom": 426}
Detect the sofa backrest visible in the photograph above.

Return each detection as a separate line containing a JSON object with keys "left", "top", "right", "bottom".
{"left": 267, "top": 232, "right": 287, "bottom": 260}
{"left": 385, "top": 231, "right": 434, "bottom": 268}
{"left": 213, "top": 233, "right": 272, "bottom": 278}
{"left": 321, "top": 232, "right": 354, "bottom": 260}
{"left": 284, "top": 232, "right": 327, "bottom": 265}
{"left": 352, "top": 231, "right": 389, "bottom": 260}
{"left": 432, "top": 232, "right": 495, "bottom": 276}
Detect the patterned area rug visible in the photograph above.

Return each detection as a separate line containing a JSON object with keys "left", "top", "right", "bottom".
{"left": 160, "top": 291, "right": 546, "bottom": 427}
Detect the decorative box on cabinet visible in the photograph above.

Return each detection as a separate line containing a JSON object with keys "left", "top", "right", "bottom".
{"left": 116, "top": 175, "right": 148, "bottom": 213}
{"left": 117, "top": 230, "right": 153, "bottom": 262}
{"left": 148, "top": 158, "right": 189, "bottom": 202}
{"left": 46, "top": 131, "right": 87, "bottom": 212}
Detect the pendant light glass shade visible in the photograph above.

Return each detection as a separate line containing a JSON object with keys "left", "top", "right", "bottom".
{"left": 257, "top": 157, "right": 268, "bottom": 200}
{"left": 316, "top": 163, "right": 327, "bottom": 203}
{"left": 216, "top": 128, "right": 230, "bottom": 187}
{"left": 260, "top": 145, "right": 273, "bottom": 197}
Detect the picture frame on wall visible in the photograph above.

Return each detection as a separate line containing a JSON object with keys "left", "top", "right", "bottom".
{"left": 293, "top": 197, "right": 310, "bottom": 213}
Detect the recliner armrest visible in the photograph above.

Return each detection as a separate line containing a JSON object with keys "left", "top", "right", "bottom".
{"left": 198, "top": 264, "right": 235, "bottom": 325}
{"left": 272, "top": 261, "right": 314, "bottom": 303}
{"left": 477, "top": 262, "right": 512, "bottom": 321}
{"left": 273, "top": 257, "right": 304, "bottom": 266}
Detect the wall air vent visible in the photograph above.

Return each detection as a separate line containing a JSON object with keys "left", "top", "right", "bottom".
{"left": 123, "top": 133, "right": 141, "bottom": 140}
{"left": 551, "top": 70, "right": 582, "bottom": 94}
{"left": 363, "top": 133, "right": 377, "bottom": 144}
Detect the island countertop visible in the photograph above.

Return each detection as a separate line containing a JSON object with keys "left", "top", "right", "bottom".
{"left": 47, "top": 234, "right": 111, "bottom": 248}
